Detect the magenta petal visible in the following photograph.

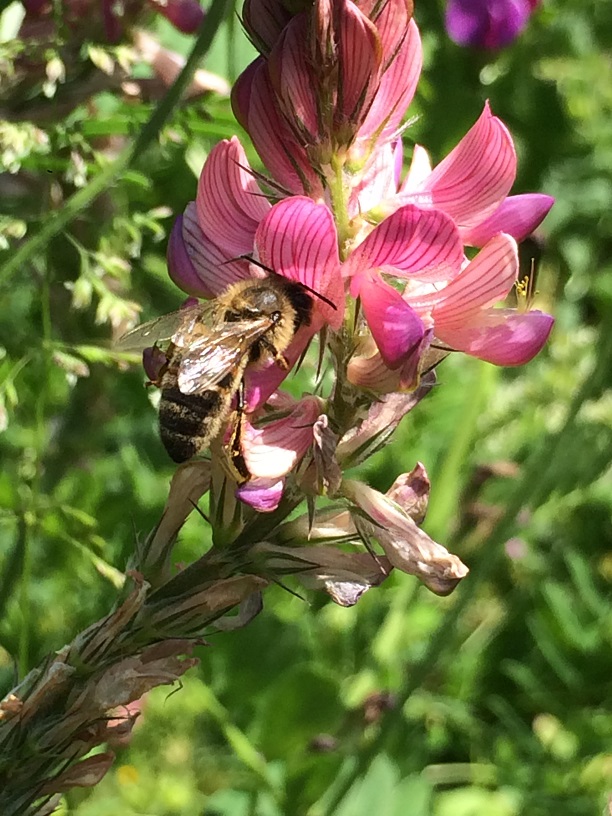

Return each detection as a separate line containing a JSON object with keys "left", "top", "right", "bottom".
{"left": 347, "top": 204, "right": 463, "bottom": 283}
{"left": 142, "top": 346, "right": 168, "bottom": 382}
{"left": 446, "top": 0, "right": 533, "bottom": 50}
{"left": 420, "top": 102, "right": 516, "bottom": 230}
{"left": 358, "top": 272, "right": 425, "bottom": 369}
{"left": 461, "top": 193, "right": 555, "bottom": 247}
{"left": 236, "top": 477, "right": 285, "bottom": 512}
{"left": 182, "top": 203, "right": 252, "bottom": 296}
{"left": 437, "top": 309, "right": 554, "bottom": 365}
{"left": 255, "top": 197, "right": 345, "bottom": 329}
{"left": 431, "top": 233, "right": 519, "bottom": 326}
{"left": 196, "top": 137, "right": 270, "bottom": 258}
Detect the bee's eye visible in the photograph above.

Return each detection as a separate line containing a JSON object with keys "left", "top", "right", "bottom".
{"left": 271, "top": 311, "right": 282, "bottom": 323}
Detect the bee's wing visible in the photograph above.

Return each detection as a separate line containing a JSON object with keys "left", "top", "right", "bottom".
{"left": 115, "top": 304, "right": 216, "bottom": 352}
{"left": 177, "top": 317, "right": 274, "bottom": 395}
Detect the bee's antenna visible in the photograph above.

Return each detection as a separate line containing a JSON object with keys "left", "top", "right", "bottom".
{"left": 236, "top": 254, "right": 338, "bottom": 312}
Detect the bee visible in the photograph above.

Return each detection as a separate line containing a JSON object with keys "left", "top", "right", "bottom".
{"left": 117, "top": 274, "right": 332, "bottom": 480}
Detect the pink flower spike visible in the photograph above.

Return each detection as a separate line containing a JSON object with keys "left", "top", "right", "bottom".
{"left": 237, "top": 477, "right": 285, "bottom": 512}
{"left": 436, "top": 309, "right": 554, "bottom": 366}
{"left": 461, "top": 193, "right": 555, "bottom": 247}
{"left": 180, "top": 204, "right": 252, "bottom": 296}
{"left": 196, "top": 138, "right": 270, "bottom": 259}
{"left": 357, "top": 272, "right": 425, "bottom": 369}
{"left": 242, "top": 396, "right": 322, "bottom": 479}
{"left": 409, "top": 102, "right": 516, "bottom": 232}
{"left": 346, "top": 204, "right": 463, "bottom": 286}
{"left": 255, "top": 197, "right": 345, "bottom": 329}
{"left": 431, "top": 233, "right": 519, "bottom": 327}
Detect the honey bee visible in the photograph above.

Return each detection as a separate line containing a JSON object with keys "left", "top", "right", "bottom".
{"left": 118, "top": 274, "right": 330, "bottom": 479}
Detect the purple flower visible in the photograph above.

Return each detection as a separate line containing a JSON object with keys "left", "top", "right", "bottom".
{"left": 446, "top": 0, "right": 540, "bottom": 50}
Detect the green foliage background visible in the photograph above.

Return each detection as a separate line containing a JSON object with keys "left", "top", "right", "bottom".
{"left": 1, "top": 0, "right": 611, "bottom": 813}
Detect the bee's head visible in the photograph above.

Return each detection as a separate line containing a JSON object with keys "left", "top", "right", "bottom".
{"left": 224, "top": 278, "right": 314, "bottom": 331}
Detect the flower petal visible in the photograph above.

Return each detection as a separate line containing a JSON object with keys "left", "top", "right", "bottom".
{"left": 181, "top": 203, "right": 252, "bottom": 296}
{"left": 268, "top": 16, "right": 320, "bottom": 143}
{"left": 336, "top": 1, "right": 382, "bottom": 125}
{"left": 196, "top": 137, "right": 270, "bottom": 258}
{"left": 168, "top": 214, "right": 213, "bottom": 297}
{"left": 347, "top": 204, "right": 463, "bottom": 284}
{"left": 406, "top": 102, "right": 516, "bottom": 232}
{"left": 436, "top": 308, "right": 554, "bottom": 365}
{"left": 233, "top": 60, "right": 324, "bottom": 197}
{"left": 461, "top": 193, "right": 555, "bottom": 247}
{"left": 255, "top": 197, "right": 345, "bottom": 329}
{"left": 446, "top": 0, "right": 534, "bottom": 49}
{"left": 430, "top": 233, "right": 519, "bottom": 327}
{"left": 360, "top": 19, "right": 423, "bottom": 141}
{"left": 236, "top": 477, "right": 285, "bottom": 512}
{"left": 242, "top": 0, "right": 292, "bottom": 52}
{"left": 402, "top": 143, "right": 433, "bottom": 191}
{"left": 242, "top": 396, "right": 321, "bottom": 479}
{"left": 357, "top": 271, "right": 425, "bottom": 368}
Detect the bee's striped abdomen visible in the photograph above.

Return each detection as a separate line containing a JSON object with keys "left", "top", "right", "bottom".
{"left": 159, "top": 384, "right": 231, "bottom": 463}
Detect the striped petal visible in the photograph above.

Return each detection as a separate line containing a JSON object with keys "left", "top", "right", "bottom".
{"left": 346, "top": 204, "right": 463, "bottom": 286}
{"left": 360, "top": 19, "right": 423, "bottom": 142}
{"left": 181, "top": 203, "right": 252, "bottom": 296}
{"left": 196, "top": 137, "right": 270, "bottom": 258}
{"left": 336, "top": 1, "right": 382, "bottom": 124}
{"left": 404, "top": 103, "right": 516, "bottom": 232}
{"left": 255, "top": 197, "right": 345, "bottom": 329}
{"left": 234, "top": 60, "right": 324, "bottom": 197}
{"left": 431, "top": 234, "right": 519, "bottom": 327}
{"left": 436, "top": 309, "right": 554, "bottom": 365}
{"left": 461, "top": 193, "right": 555, "bottom": 247}
{"left": 242, "top": 396, "right": 322, "bottom": 479}
{"left": 268, "top": 16, "right": 320, "bottom": 143}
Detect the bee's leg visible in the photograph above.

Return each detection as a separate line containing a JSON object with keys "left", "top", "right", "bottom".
{"left": 260, "top": 339, "right": 290, "bottom": 369}
{"left": 228, "top": 378, "right": 251, "bottom": 484}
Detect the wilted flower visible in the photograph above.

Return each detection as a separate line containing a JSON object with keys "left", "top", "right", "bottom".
{"left": 445, "top": 0, "right": 540, "bottom": 50}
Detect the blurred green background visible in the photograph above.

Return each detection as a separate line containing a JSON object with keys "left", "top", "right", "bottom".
{"left": 1, "top": 0, "right": 611, "bottom": 813}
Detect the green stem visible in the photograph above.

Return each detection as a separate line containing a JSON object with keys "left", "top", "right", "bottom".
{"left": 0, "top": 0, "right": 230, "bottom": 290}
{"left": 328, "top": 154, "right": 352, "bottom": 258}
{"left": 310, "top": 323, "right": 612, "bottom": 816}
